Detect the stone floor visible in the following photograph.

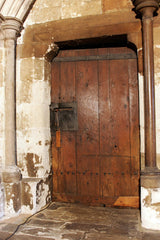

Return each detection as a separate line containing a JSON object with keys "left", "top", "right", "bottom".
{"left": 0, "top": 202, "right": 160, "bottom": 240}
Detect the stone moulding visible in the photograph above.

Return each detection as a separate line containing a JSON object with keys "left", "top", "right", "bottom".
{"left": 132, "top": 0, "right": 160, "bottom": 14}
{"left": 45, "top": 42, "right": 59, "bottom": 62}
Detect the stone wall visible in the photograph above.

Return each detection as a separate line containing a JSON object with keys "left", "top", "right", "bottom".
{"left": 16, "top": 53, "right": 52, "bottom": 213}
{"left": 0, "top": 0, "right": 159, "bottom": 217}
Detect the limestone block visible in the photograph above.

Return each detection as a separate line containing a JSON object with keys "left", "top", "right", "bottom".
{"left": 26, "top": 0, "right": 62, "bottom": 25}
{"left": 17, "top": 103, "right": 50, "bottom": 130}
{"left": 31, "top": 81, "right": 51, "bottom": 104}
{"left": 102, "top": 0, "right": 133, "bottom": 12}
{"left": 19, "top": 58, "right": 34, "bottom": 82}
{"left": 154, "top": 27, "right": 160, "bottom": 46}
{"left": 154, "top": 47, "right": 160, "bottom": 83}
{"left": 61, "top": 0, "right": 102, "bottom": 19}
{"left": 17, "top": 57, "right": 50, "bottom": 104}
{"left": 33, "top": 58, "right": 45, "bottom": 81}
{"left": 19, "top": 57, "right": 45, "bottom": 82}
{"left": 17, "top": 128, "right": 51, "bottom": 178}
{"left": 25, "top": 0, "right": 102, "bottom": 25}
{"left": 44, "top": 60, "right": 51, "bottom": 82}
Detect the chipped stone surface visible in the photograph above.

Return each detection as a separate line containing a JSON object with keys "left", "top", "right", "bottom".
{"left": 3, "top": 182, "right": 21, "bottom": 216}
{"left": 16, "top": 55, "right": 51, "bottom": 182}
{"left": 21, "top": 176, "right": 52, "bottom": 214}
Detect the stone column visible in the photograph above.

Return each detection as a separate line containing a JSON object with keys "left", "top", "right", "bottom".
{"left": 133, "top": 0, "right": 159, "bottom": 172}
{"left": 132, "top": 0, "right": 160, "bottom": 230}
{"left": 1, "top": 17, "right": 23, "bottom": 216}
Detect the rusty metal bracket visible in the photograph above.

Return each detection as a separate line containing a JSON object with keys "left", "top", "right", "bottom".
{"left": 50, "top": 102, "right": 78, "bottom": 132}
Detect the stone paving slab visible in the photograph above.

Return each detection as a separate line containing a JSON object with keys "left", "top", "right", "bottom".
{"left": 0, "top": 202, "right": 160, "bottom": 240}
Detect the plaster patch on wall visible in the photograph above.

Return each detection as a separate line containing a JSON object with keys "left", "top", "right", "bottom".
{"left": 16, "top": 55, "right": 51, "bottom": 179}
{"left": 151, "top": 189, "right": 160, "bottom": 206}
{"left": 4, "top": 183, "right": 21, "bottom": 216}
{"left": 36, "top": 180, "right": 51, "bottom": 206}
{"left": 25, "top": 153, "right": 41, "bottom": 177}
{"left": 142, "top": 189, "right": 151, "bottom": 207}
{"left": 21, "top": 177, "right": 52, "bottom": 214}
{"left": 31, "top": 81, "right": 50, "bottom": 105}
{"left": 17, "top": 103, "right": 50, "bottom": 129}
{"left": 141, "top": 187, "right": 160, "bottom": 230}
{"left": 21, "top": 180, "right": 37, "bottom": 213}
{"left": 17, "top": 129, "right": 51, "bottom": 178}
{"left": 22, "top": 182, "right": 33, "bottom": 210}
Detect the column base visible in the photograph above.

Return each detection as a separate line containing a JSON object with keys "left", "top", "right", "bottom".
{"left": 21, "top": 174, "right": 52, "bottom": 214}
{"left": 141, "top": 171, "right": 160, "bottom": 230}
{"left": 2, "top": 166, "right": 22, "bottom": 218}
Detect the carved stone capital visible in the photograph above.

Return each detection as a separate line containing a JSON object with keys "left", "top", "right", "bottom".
{"left": 1, "top": 17, "right": 23, "bottom": 40}
{"left": 132, "top": 0, "right": 159, "bottom": 17}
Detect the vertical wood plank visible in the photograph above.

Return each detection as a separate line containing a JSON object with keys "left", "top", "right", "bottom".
{"left": 110, "top": 57, "right": 130, "bottom": 156}
{"left": 76, "top": 59, "right": 99, "bottom": 155}
{"left": 59, "top": 57, "right": 76, "bottom": 195}
{"left": 60, "top": 61, "right": 76, "bottom": 103}
{"left": 128, "top": 59, "right": 140, "bottom": 196}
{"left": 61, "top": 132, "right": 76, "bottom": 194}
{"left": 51, "top": 62, "right": 60, "bottom": 102}
{"left": 98, "top": 53, "right": 112, "bottom": 154}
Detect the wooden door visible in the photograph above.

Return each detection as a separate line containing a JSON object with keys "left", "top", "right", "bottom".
{"left": 51, "top": 47, "right": 140, "bottom": 208}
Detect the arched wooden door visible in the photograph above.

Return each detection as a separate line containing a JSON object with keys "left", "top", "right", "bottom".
{"left": 51, "top": 47, "right": 140, "bottom": 208}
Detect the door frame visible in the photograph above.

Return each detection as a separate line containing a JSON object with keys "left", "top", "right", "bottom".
{"left": 50, "top": 38, "right": 140, "bottom": 208}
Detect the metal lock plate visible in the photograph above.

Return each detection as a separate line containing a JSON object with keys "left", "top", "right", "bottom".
{"left": 50, "top": 102, "right": 78, "bottom": 132}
